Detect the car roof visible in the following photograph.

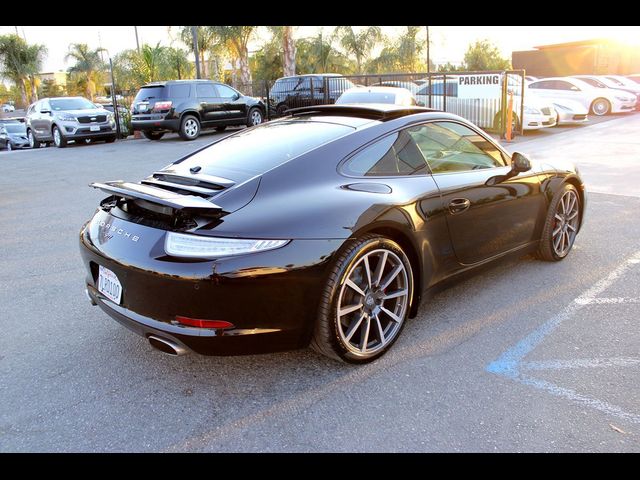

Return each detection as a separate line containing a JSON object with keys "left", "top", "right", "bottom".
{"left": 287, "top": 104, "right": 438, "bottom": 121}
{"left": 275, "top": 73, "right": 344, "bottom": 81}
{"left": 342, "top": 86, "right": 412, "bottom": 94}
{"left": 141, "top": 79, "right": 219, "bottom": 87}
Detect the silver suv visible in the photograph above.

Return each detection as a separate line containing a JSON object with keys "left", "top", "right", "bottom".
{"left": 26, "top": 97, "right": 116, "bottom": 148}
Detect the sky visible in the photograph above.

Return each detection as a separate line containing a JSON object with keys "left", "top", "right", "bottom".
{"left": 1, "top": 25, "right": 639, "bottom": 74}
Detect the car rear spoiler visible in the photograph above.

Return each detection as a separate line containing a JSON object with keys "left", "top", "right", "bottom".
{"left": 90, "top": 181, "right": 223, "bottom": 213}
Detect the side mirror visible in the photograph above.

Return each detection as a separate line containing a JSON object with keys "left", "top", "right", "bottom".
{"left": 232, "top": 93, "right": 240, "bottom": 101}
{"left": 511, "top": 152, "right": 532, "bottom": 173}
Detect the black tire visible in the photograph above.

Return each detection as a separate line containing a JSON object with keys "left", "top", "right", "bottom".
{"left": 246, "top": 107, "right": 264, "bottom": 127}
{"left": 276, "top": 104, "right": 288, "bottom": 117}
{"left": 590, "top": 98, "right": 611, "bottom": 116}
{"left": 104, "top": 136, "right": 116, "bottom": 143}
{"left": 142, "top": 131, "right": 165, "bottom": 141}
{"left": 311, "top": 234, "right": 414, "bottom": 364}
{"left": 178, "top": 114, "right": 200, "bottom": 140}
{"left": 215, "top": 126, "right": 227, "bottom": 132}
{"left": 27, "top": 129, "right": 41, "bottom": 149}
{"left": 493, "top": 111, "right": 520, "bottom": 133}
{"left": 536, "top": 183, "right": 581, "bottom": 262}
{"left": 52, "top": 125, "right": 67, "bottom": 148}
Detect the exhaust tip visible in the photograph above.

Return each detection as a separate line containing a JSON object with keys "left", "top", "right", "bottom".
{"left": 148, "top": 335, "right": 189, "bottom": 356}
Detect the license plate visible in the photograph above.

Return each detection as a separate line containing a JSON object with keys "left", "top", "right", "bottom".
{"left": 138, "top": 104, "right": 147, "bottom": 112}
{"left": 90, "top": 126, "right": 100, "bottom": 132}
{"left": 98, "top": 265, "right": 122, "bottom": 304}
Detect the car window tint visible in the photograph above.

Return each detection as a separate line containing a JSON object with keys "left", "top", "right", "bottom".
{"left": 409, "top": 122, "right": 505, "bottom": 174}
{"left": 196, "top": 83, "right": 218, "bottom": 98}
{"left": 169, "top": 84, "right": 191, "bottom": 98}
{"left": 216, "top": 84, "right": 237, "bottom": 98}
{"left": 342, "top": 131, "right": 429, "bottom": 177}
{"left": 296, "top": 78, "right": 311, "bottom": 90}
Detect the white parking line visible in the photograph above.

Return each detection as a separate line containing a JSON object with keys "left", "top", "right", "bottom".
{"left": 575, "top": 297, "right": 640, "bottom": 304}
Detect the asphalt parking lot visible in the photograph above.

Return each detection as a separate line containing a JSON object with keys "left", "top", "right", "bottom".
{"left": 1, "top": 114, "right": 639, "bottom": 452}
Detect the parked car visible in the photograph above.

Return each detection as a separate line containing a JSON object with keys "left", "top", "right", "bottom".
{"left": 336, "top": 86, "right": 417, "bottom": 106}
{"left": 626, "top": 74, "right": 640, "bottom": 84}
{"left": 268, "top": 74, "right": 355, "bottom": 116}
{"left": 0, "top": 120, "right": 29, "bottom": 151}
{"left": 25, "top": 97, "right": 116, "bottom": 148}
{"left": 571, "top": 75, "right": 640, "bottom": 111}
{"left": 97, "top": 102, "right": 131, "bottom": 138}
{"left": 370, "top": 81, "right": 420, "bottom": 96}
{"left": 131, "top": 80, "right": 265, "bottom": 141}
{"left": 527, "top": 77, "right": 636, "bottom": 116}
{"left": 81, "top": 104, "right": 585, "bottom": 363}
{"left": 415, "top": 79, "right": 557, "bottom": 131}
{"left": 2, "top": 103, "right": 15, "bottom": 113}
{"left": 548, "top": 99, "right": 589, "bottom": 125}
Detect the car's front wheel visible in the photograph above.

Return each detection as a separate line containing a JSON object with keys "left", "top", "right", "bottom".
{"left": 247, "top": 107, "right": 263, "bottom": 127}
{"left": 591, "top": 98, "right": 611, "bottom": 116}
{"left": 6, "top": 142, "right": 12, "bottom": 151}
{"left": 27, "top": 129, "right": 41, "bottom": 149}
{"left": 311, "top": 234, "right": 413, "bottom": 363}
{"left": 52, "top": 126, "right": 67, "bottom": 148}
{"left": 537, "top": 183, "right": 581, "bottom": 261}
{"left": 179, "top": 115, "right": 200, "bottom": 140}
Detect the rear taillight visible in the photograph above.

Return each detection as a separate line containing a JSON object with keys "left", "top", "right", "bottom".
{"left": 175, "top": 316, "right": 234, "bottom": 329}
{"left": 153, "top": 101, "right": 173, "bottom": 111}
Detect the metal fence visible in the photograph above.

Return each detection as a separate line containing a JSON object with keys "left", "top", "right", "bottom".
{"left": 237, "top": 70, "right": 525, "bottom": 138}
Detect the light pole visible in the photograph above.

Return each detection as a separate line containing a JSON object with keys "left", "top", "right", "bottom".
{"left": 134, "top": 26, "right": 140, "bottom": 53}
{"left": 426, "top": 26, "right": 430, "bottom": 73}
{"left": 102, "top": 50, "right": 121, "bottom": 140}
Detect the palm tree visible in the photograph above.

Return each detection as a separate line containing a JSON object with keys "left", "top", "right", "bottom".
{"left": 0, "top": 34, "right": 47, "bottom": 107}
{"left": 335, "top": 26, "right": 382, "bottom": 74}
{"left": 208, "top": 26, "right": 257, "bottom": 87}
{"left": 367, "top": 27, "right": 427, "bottom": 74}
{"left": 138, "top": 43, "right": 166, "bottom": 82}
{"left": 65, "top": 43, "right": 106, "bottom": 100}
{"left": 179, "top": 26, "right": 216, "bottom": 78}
{"left": 165, "top": 47, "right": 193, "bottom": 80}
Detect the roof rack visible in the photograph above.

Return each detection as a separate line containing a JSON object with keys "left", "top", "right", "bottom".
{"left": 286, "top": 104, "right": 439, "bottom": 121}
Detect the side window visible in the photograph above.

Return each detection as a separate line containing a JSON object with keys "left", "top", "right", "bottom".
{"left": 216, "top": 84, "right": 238, "bottom": 98}
{"left": 530, "top": 81, "right": 551, "bottom": 90}
{"left": 169, "top": 84, "right": 191, "bottom": 98}
{"left": 295, "top": 77, "right": 311, "bottom": 91}
{"left": 311, "top": 77, "right": 324, "bottom": 92}
{"left": 196, "top": 83, "right": 218, "bottom": 98}
{"left": 556, "top": 81, "right": 579, "bottom": 91}
{"left": 341, "top": 130, "right": 429, "bottom": 177}
{"left": 408, "top": 122, "right": 506, "bottom": 174}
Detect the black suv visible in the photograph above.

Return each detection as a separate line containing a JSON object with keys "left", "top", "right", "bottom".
{"left": 268, "top": 74, "right": 355, "bottom": 116}
{"left": 131, "top": 80, "right": 266, "bottom": 141}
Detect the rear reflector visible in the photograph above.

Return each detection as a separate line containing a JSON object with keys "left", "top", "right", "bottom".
{"left": 175, "top": 316, "right": 234, "bottom": 329}
{"left": 153, "top": 101, "right": 173, "bottom": 111}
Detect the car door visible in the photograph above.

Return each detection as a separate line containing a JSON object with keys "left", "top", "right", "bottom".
{"left": 38, "top": 99, "right": 54, "bottom": 140}
{"left": 195, "top": 82, "right": 223, "bottom": 124}
{"left": 408, "top": 121, "right": 547, "bottom": 265}
{"left": 215, "top": 83, "right": 245, "bottom": 121}
{"left": 291, "top": 77, "right": 312, "bottom": 109}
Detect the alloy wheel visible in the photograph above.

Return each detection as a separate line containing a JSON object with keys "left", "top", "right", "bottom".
{"left": 53, "top": 127, "right": 61, "bottom": 147}
{"left": 251, "top": 110, "right": 263, "bottom": 126}
{"left": 7, "top": 142, "right": 12, "bottom": 151}
{"left": 336, "top": 249, "right": 409, "bottom": 356}
{"left": 184, "top": 118, "right": 198, "bottom": 138}
{"left": 552, "top": 190, "right": 580, "bottom": 257}
{"left": 28, "top": 131, "right": 34, "bottom": 148}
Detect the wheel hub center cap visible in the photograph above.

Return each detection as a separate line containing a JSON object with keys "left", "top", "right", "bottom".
{"left": 365, "top": 295, "right": 375, "bottom": 308}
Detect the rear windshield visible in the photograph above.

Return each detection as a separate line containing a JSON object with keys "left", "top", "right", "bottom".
{"left": 50, "top": 98, "right": 97, "bottom": 110}
{"left": 134, "top": 86, "right": 166, "bottom": 102}
{"left": 337, "top": 92, "right": 397, "bottom": 104}
{"left": 174, "top": 120, "right": 353, "bottom": 181}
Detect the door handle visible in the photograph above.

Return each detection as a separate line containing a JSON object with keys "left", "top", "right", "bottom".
{"left": 448, "top": 198, "right": 471, "bottom": 214}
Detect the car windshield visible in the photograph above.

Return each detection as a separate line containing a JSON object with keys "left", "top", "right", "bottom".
{"left": 4, "top": 124, "right": 26, "bottom": 134}
{"left": 174, "top": 120, "right": 354, "bottom": 182}
{"left": 337, "top": 92, "right": 398, "bottom": 104}
{"left": 50, "top": 98, "right": 97, "bottom": 110}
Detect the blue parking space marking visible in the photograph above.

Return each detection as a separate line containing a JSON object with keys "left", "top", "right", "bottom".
{"left": 486, "top": 250, "right": 640, "bottom": 424}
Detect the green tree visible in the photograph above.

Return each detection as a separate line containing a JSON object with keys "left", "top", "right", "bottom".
{"left": 335, "top": 26, "right": 382, "bottom": 74}
{"left": 462, "top": 40, "right": 511, "bottom": 71}
{"left": 367, "top": 26, "right": 427, "bottom": 74}
{"left": 165, "top": 47, "right": 193, "bottom": 80}
{"left": 0, "top": 35, "right": 47, "bottom": 107}
{"left": 65, "top": 43, "right": 106, "bottom": 100}
{"left": 207, "top": 26, "right": 257, "bottom": 87}
{"left": 178, "top": 26, "right": 217, "bottom": 78}
{"left": 251, "top": 27, "right": 284, "bottom": 81}
{"left": 296, "top": 31, "right": 354, "bottom": 75}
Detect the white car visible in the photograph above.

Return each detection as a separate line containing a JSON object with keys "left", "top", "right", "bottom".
{"left": 336, "top": 86, "right": 417, "bottom": 106}
{"left": 550, "top": 99, "right": 589, "bottom": 125}
{"left": 1, "top": 104, "right": 15, "bottom": 113}
{"left": 527, "top": 77, "right": 636, "bottom": 116}
{"left": 571, "top": 75, "right": 640, "bottom": 108}
{"left": 414, "top": 78, "right": 556, "bottom": 131}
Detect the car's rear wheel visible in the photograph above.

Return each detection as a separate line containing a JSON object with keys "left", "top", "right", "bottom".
{"left": 590, "top": 98, "right": 611, "bottom": 116}
{"left": 52, "top": 126, "right": 67, "bottom": 148}
{"left": 142, "top": 131, "right": 165, "bottom": 141}
{"left": 537, "top": 183, "right": 581, "bottom": 261}
{"left": 247, "top": 107, "right": 263, "bottom": 127}
{"left": 311, "top": 234, "right": 413, "bottom": 363}
{"left": 6, "top": 142, "right": 12, "bottom": 151}
{"left": 179, "top": 115, "right": 200, "bottom": 140}
{"left": 27, "top": 129, "right": 41, "bottom": 149}
{"left": 276, "top": 104, "right": 288, "bottom": 117}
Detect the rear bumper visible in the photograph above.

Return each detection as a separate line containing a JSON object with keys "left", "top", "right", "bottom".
{"left": 79, "top": 210, "right": 344, "bottom": 355}
{"left": 131, "top": 117, "right": 180, "bottom": 132}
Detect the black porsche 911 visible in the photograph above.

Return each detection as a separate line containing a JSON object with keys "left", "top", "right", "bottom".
{"left": 80, "top": 104, "right": 585, "bottom": 363}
